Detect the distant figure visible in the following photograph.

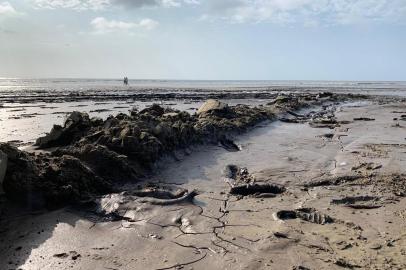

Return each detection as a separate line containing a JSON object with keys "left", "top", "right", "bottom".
{"left": 123, "top": 77, "right": 129, "bottom": 85}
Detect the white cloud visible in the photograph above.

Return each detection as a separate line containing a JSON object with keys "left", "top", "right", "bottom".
{"left": 112, "top": 0, "right": 200, "bottom": 8}
{"left": 0, "top": 2, "right": 17, "bottom": 16}
{"left": 202, "top": 0, "right": 406, "bottom": 25}
{"left": 32, "top": 0, "right": 110, "bottom": 10}
{"left": 90, "top": 17, "right": 159, "bottom": 34}
{"left": 29, "top": 0, "right": 406, "bottom": 26}
{"left": 32, "top": 0, "right": 199, "bottom": 10}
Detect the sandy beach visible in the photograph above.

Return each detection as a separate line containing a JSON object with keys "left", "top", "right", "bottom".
{"left": 0, "top": 89, "right": 405, "bottom": 270}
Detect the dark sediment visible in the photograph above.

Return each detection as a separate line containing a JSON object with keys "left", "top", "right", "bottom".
{"left": 0, "top": 93, "right": 366, "bottom": 207}
{"left": 229, "top": 183, "right": 285, "bottom": 196}
{"left": 0, "top": 143, "right": 110, "bottom": 208}
{"left": 222, "top": 164, "right": 285, "bottom": 196}
{"left": 276, "top": 208, "right": 334, "bottom": 225}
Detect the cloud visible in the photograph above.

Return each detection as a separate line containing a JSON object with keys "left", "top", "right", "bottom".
{"left": 201, "top": 0, "right": 406, "bottom": 25}
{"left": 90, "top": 16, "right": 158, "bottom": 34}
{"left": 110, "top": 0, "right": 201, "bottom": 8}
{"left": 0, "top": 2, "right": 17, "bottom": 16}
{"left": 29, "top": 0, "right": 406, "bottom": 26}
{"left": 32, "top": 0, "right": 199, "bottom": 10}
{"left": 113, "top": 0, "right": 179, "bottom": 8}
{"left": 32, "top": 0, "right": 110, "bottom": 10}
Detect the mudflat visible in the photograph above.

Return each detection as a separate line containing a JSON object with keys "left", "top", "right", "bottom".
{"left": 0, "top": 92, "right": 405, "bottom": 270}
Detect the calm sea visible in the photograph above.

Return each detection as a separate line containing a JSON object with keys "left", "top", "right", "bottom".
{"left": 0, "top": 78, "right": 406, "bottom": 96}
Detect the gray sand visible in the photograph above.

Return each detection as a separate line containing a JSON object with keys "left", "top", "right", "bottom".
{"left": 1, "top": 99, "right": 405, "bottom": 270}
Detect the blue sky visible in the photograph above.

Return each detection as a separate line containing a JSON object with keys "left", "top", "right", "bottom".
{"left": 0, "top": 0, "right": 405, "bottom": 80}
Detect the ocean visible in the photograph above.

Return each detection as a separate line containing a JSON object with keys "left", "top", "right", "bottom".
{"left": 1, "top": 78, "right": 406, "bottom": 96}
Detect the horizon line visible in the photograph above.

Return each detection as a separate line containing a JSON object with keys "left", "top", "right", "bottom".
{"left": 1, "top": 77, "right": 406, "bottom": 82}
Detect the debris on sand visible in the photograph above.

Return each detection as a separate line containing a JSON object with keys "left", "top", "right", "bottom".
{"left": 53, "top": 251, "right": 81, "bottom": 261}
{"left": 353, "top": 117, "right": 375, "bottom": 121}
{"left": 309, "top": 118, "right": 338, "bottom": 129}
{"left": 304, "top": 175, "right": 363, "bottom": 188}
{"left": 92, "top": 185, "right": 197, "bottom": 221}
{"left": 319, "top": 133, "right": 334, "bottom": 139}
{"left": 218, "top": 137, "right": 240, "bottom": 152}
{"left": 276, "top": 102, "right": 345, "bottom": 130}
{"left": 279, "top": 117, "right": 301, "bottom": 123}
{"left": 135, "top": 189, "right": 198, "bottom": 205}
{"left": 295, "top": 208, "right": 334, "bottom": 224}
{"left": 131, "top": 185, "right": 189, "bottom": 199}
{"left": 222, "top": 164, "right": 254, "bottom": 187}
{"left": 334, "top": 258, "right": 361, "bottom": 269}
{"left": 373, "top": 173, "right": 406, "bottom": 197}
{"left": 276, "top": 208, "right": 334, "bottom": 225}
{"left": 229, "top": 183, "right": 285, "bottom": 197}
{"left": 331, "top": 196, "right": 382, "bottom": 209}
{"left": 351, "top": 162, "right": 382, "bottom": 171}
{"left": 222, "top": 164, "right": 285, "bottom": 197}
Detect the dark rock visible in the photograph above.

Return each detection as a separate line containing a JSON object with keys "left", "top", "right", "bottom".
{"left": 353, "top": 117, "right": 375, "bottom": 121}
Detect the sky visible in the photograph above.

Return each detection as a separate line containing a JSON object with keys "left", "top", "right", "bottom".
{"left": 0, "top": 0, "right": 405, "bottom": 80}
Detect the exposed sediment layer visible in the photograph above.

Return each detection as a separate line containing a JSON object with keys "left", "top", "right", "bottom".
{"left": 0, "top": 89, "right": 368, "bottom": 103}
{"left": 0, "top": 93, "right": 362, "bottom": 207}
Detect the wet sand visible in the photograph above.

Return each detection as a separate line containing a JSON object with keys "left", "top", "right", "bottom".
{"left": 0, "top": 95, "right": 405, "bottom": 270}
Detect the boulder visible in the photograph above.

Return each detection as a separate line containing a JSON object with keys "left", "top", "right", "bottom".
{"left": 197, "top": 99, "right": 228, "bottom": 116}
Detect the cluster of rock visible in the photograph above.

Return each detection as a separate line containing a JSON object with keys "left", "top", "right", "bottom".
{"left": 0, "top": 93, "right": 354, "bottom": 208}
